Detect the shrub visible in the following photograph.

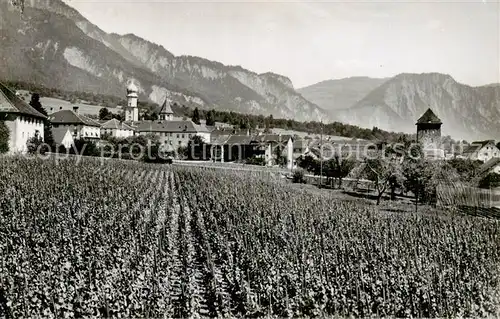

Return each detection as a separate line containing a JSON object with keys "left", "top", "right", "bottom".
{"left": 292, "top": 169, "right": 306, "bottom": 184}
{"left": 0, "top": 121, "right": 9, "bottom": 154}
{"left": 245, "top": 156, "right": 265, "bottom": 166}
{"left": 27, "top": 135, "right": 49, "bottom": 155}
{"left": 478, "top": 173, "right": 500, "bottom": 189}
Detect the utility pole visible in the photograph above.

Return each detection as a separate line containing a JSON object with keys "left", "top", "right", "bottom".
{"left": 319, "top": 120, "right": 323, "bottom": 188}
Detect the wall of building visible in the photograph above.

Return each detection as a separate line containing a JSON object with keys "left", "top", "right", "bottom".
{"left": 53, "top": 124, "right": 100, "bottom": 139}
{"left": 475, "top": 145, "right": 500, "bottom": 162}
{"left": 139, "top": 131, "right": 207, "bottom": 147}
{"left": 7, "top": 115, "right": 45, "bottom": 153}
{"left": 102, "top": 128, "right": 134, "bottom": 139}
{"left": 417, "top": 127, "right": 442, "bottom": 150}
{"left": 492, "top": 165, "right": 500, "bottom": 174}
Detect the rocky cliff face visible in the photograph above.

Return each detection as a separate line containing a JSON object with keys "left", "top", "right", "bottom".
{"left": 334, "top": 73, "right": 500, "bottom": 140}
{"left": 0, "top": 1, "right": 207, "bottom": 109}
{"left": 5, "top": 0, "right": 328, "bottom": 121}
{"left": 111, "top": 34, "right": 327, "bottom": 120}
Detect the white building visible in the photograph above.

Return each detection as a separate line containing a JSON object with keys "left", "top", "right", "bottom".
{"left": 462, "top": 140, "right": 500, "bottom": 163}
{"left": 136, "top": 120, "right": 211, "bottom": 147}
{"left": 0, "top": 82, "right": 46, "bottom": 153}
{"left": 51, "top": 127, "right": 75, "bottom": 149}
{"left": 124, "top": 82, "right": 139, "bottom": 122}
{"left": 49, "top": 107, "right": 101, "bottom": 140}
{"left": 101, "top": 118, "right": 135, "bottom": 138}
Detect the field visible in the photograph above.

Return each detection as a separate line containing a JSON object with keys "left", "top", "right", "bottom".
{"left": 1, "top": 157, "right": 500, "bottom": 317}
{"left": 16, "top": 90, "right": 121, "bottom": 116}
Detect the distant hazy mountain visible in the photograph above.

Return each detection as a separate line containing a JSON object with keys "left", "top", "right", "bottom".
{"left": 334, "top": 73, "right": 500, "bottom": 140}
{"left": 1, "top": 0, "right": 328, "bottom": 122}
{"left": 297, "top": 77, "right": 387, "bottom": 113}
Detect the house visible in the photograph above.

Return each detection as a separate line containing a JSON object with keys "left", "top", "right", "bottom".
{"left": 100, "top": 118, "right": 135, "bottom": 138}
{"left": 462, "top": 140, "right": 500, "bottom": 163}
{"left": 51, "top": 127, "right": 75, "bottom": 149}
{"left": 253, "top": 134, "right": 294, "bottom": 169}
{"left": 208, "top": 133, "right": 294, "bottom": 167}
{"left": 136, "top": 120, "right": 211, "bottom": 147}
{"left": 49, "top": 107, "right": 101, "bottom": 140}
{"left": 479, "top": 157, "right": 500, "bottom": 175}
{"left": 416, "top": 108, "right": 444, "bottom": 159}
{"left": 210, "top": 134, "right": 257, "bottom": 162}
{"left": 0, "top": 82, "right": 46, "bottom": 153}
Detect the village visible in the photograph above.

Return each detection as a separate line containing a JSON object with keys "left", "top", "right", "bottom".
{"left": 1, "top": 81, "right": 499, "bottom": 174}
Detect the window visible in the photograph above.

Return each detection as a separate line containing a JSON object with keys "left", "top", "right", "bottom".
{"left": 178, "top": 141, "right": 181, "bottom": 145}
{"left": 176, "top": 134, "right": 179, "bottom": 138}
{"left": 182, "top": 134, "right": 185, "bottom": 139}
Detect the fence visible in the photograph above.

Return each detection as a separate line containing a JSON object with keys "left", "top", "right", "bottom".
{"left": 436, "top": 184, "right": 500, "bottom": 209}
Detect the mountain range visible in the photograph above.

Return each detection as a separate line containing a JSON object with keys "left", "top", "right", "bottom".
{"left": 0, "top": 0, "right": 327, "bottom": 122}
{"left": 1, "top": 0, "right": 499, "bottom": 140}
{"left": 299, "top": 74, "right": 500, "bottom": 140}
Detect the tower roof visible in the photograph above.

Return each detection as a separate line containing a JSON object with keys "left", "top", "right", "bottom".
{"left": 126, "top": 82, "right": 138, "bottom": 93}
{"left": 159, "top": 99, "right": 174, "bottom": 115}
{"left": 416, "top": 108, "right": 442, "bottom": 125}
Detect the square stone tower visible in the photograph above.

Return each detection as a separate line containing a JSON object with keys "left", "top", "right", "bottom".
{"left": 416, "top": 108, "right": 444, "bottom": 159}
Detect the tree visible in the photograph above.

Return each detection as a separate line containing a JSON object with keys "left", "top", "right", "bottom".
{"left": 206, "top": 110, "right": 216, "bottom": 126}
{"left": 187, "top": 135, "right": 208, "bottom": 160}
{"left": 27, "top": 131, "right": 49, "bottom": 155}
{"left": 479, "top": 173, "right": 500, "bottom": 189}
{"left": 29, "top": 93, "right": 54, "bottom": 147}
{"left": 447, "top": 158, "right": 482, "bottom": 183}
{"left": 0, "top": 120, "right": 9, "bottom": 154}
{"left": 331, "top": 155, "right": 356, "bottom": 188}
{"left": 192, "top": 107, "right": 201, "bottom": 125}
{"left": 99, "top": 107, "right": 112, "bottom": 121}
{"left": 273, "top": 144, "right": 287, "bottom": 167}
{"left": 360, "top": 154, "right": 404, "bottom": 205}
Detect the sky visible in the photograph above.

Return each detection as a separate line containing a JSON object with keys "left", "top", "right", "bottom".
{"left": 62, "top": 0, "right": 500, "bottom": 88}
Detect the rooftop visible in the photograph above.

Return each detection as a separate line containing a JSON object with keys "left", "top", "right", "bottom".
{"left": 101, "top": 118, "right": 135, "bottom": 130}
{"left": 159, "top": 100, "right": 174, "bottom": 115}
{"left": 0, "top": 82, "right": 47, "bottom": 119}
{"left": 479, "top": 157, "right": 500, "bottom": 175}
{"left": 49, "top": 110, "right": 101, "bottom": 127}
{"left": 416, "top": 108, "right": 442, "bottom": 125}
{"left": 136, "top": 120, "right": 210, "bottom": 133}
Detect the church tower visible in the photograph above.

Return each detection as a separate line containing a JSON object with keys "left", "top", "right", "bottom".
{"left": 416, "top": 108, "right": 444, "bottom": 159}
{"left": 125, "top": 82, "right": 139, "bottom": 122}
{"left": 159, "top": 99, "right": 174, "bottom": 121}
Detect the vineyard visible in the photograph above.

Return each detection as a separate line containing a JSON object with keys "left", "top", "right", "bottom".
{"left": 1, "top": 157, "right": 500, "bottom": 317}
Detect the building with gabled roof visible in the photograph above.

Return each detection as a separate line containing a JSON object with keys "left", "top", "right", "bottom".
{"left": 100, "top": 118, "right": 135, "bottom": 138}
{"left": 136, "top": 120, "right": 211, "bottom": 147}
{"left": 51, "top": 127, "right": 75, "bottom": 149}
{"left": 462, "top": 140, "right": 500, "bottom": 163}
{"left": 49, "top": 107, "right": 101, "bottom": 140}
{"left": 479, "top": 157, "right": 500, "bottom": 175}
{"left": 416, "top": 108, "right": 444, "bottom": 159}
{"left": 0, "top": 82, "right": 46, "bottom": 153}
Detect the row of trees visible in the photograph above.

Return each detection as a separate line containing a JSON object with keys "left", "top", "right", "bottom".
{"left": 296, "top": 139, "right": 491, "bottom": 206}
